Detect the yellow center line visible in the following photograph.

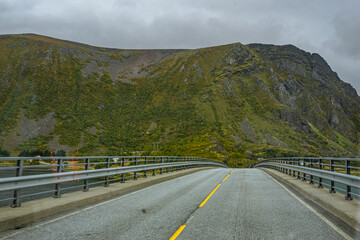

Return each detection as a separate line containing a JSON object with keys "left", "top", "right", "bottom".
{"left": 170, "top": 171, "right": 233, "bottom": 238}
{"left": 199, "top": 183, "right": 221, "bottom": 207}
{"left": 222, "top": 174, "right": 230, "bottom": 182}
{"left": 169, "top": 225, "right": 186, "bottom": 240}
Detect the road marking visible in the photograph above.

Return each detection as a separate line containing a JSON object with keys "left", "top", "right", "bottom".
{"left": 264, "top": 172, "right": 352, "bottom": 240}
{"left": 199, "top": 183, "right": 221, "bottom": 207}
{"left": 223, "top": 169, "right": 234, "bottom": 181}
{"left": 222, "top": 174, "right": 230, "bottom": 182}
{"left": 0, "top": 173, "right": 200, "bottom": 240}
{"left": 169, "top": 225, "right": 186, "bottom": 240}
{"left": 186, "top": 216, "right": 194, "bottom": 224}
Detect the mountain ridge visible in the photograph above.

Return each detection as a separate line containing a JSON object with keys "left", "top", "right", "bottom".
{"left": 0, "top": 34, "right": 358, "bottom": 166}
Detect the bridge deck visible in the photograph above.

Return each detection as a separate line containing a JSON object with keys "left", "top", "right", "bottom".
{"left": 0, "top": 169, "right": 358, "bottom": 239}
{"left": 263, "top": 168, "right": 360, "bottom": 230}
{"left": 177, "top": 169, "right": 353, "bottom": 240}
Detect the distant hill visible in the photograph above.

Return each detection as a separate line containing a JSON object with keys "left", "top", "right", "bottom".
{"left": 0, "top": 34, "right": 358, "bottom": 166}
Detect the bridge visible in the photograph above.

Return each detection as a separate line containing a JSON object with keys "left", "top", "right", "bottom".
{"left": 0, "top": 156, "right": 359, "bottom": 239}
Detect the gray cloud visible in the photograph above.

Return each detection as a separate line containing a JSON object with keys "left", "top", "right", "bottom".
{"left": 332, "top": 14, "right": 360, "bottom": 58}
{"left": 0, "top": 0, "right": 359, "bottom": 94}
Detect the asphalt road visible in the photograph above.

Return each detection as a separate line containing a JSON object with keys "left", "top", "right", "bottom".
{"left": 0, "top": 169, "right": 354, "bottom": 240}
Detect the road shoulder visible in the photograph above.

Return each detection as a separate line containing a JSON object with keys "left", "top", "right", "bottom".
{"left": 261, "top": 167, "right": 360, "bottom": 232}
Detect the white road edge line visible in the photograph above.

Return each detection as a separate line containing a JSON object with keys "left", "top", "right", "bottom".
{"left": 1, "top": 183, "right": 168, "bottom": 240}
{"left": 263, "top": 171, "right": 352, "bottom": 240}
{"left": 1, "top": 169, "right": 221, "bottom": 240}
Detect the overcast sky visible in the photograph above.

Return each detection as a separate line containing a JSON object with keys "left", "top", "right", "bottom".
{"left": 1, "top": 0, "right": 359, "bottom": 94}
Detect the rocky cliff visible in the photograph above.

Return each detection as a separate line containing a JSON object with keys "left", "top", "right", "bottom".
{"left": 0, "top": 34, "right": 358, "bottom": 166}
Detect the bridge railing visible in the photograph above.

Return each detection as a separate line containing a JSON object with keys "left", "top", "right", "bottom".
{"left": 255, "top": 157, "right": 360, "bottom": 200}
{"left": 0, "top": 156, "right": 227, "bottom": 207}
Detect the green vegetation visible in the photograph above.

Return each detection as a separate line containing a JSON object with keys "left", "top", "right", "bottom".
{"left": 0, "top": 34, "right": 358, "bottom": 167}
{"left": 0, "top": 148, "right": 9, "bottom": 157}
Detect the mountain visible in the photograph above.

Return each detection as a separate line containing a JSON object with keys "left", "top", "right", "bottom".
{"left": 0, "top": 34, "right": 359, "bottom": 166}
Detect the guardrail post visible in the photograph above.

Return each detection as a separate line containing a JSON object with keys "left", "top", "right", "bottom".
{"left": 292, "top": 160, "right": 295, "bottom": 177}
{"left": 288, "top": 160, "right": 291, "bottom": 176}
{"left": 83, "top": 158, "right": 89, "bottom": 192}
{"left": 254, "top": 157, "right": 359, "bottom": 200}
{"left": 297, "top": 160, "right": 300, "bottom": 179}
{"left": 166, "top": 156, "right": 169, "bottom": 173}
{"left": 318, "top": 159, "right": 323, "bottom": 188}
{"left": 329, "top": 159, "right": 336, "bottom": 193}
{"left": 11, "top": 159, "right": 24, "bottom": 207}
{"left": 345, "top": 160, "right": 352, "bottom": 200}
{"left": 309, "top": 159, "right": 314, "bottom": 184}
{"left": 104, "top": 158, "right": 110, "bottom": 187}
{"left": 171, "top": 157, "right": 174, "bottom": 172}
{"left": 282, "top": 160, "right": 285, "bottom": 173}
{"left": 175, "top": 157, "right": 178, "bottom": 171}
{"left": 133, "top": 157, "right": 137, "bottom": 180}
{"left": 121, "top": 157, "right": 125, "bottom": 183}
{"left": 160, "top": 157, "right": 163, "bottom": 174}
{"left": 152, "top": 157, "right": 156, "bottom": 176}
{"left": 54, "top": 158, "right": 63, "bottom": 198}
{"left": 144, "top": 157, "right": 147, "bottom": 178}
{"left": 284, "top": 160, "right": 286, "bottom": 173}
{"left": 302, "top": 160, "right": 306, "bottom": 182}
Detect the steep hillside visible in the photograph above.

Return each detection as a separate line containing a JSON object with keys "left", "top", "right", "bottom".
{"left": 0, "top": 34, "right": 358, "bottom": 166}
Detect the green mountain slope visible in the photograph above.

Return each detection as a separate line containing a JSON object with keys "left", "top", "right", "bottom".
{"left": 0, "top": 34, "right": 359, "bottom": 166}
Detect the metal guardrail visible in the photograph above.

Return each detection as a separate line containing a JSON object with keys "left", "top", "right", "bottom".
{"left": 0, "top": 156, "right": 227, "bottom": 207}
{"left": 255, "top": 157, "right": 360, "bottom": 200}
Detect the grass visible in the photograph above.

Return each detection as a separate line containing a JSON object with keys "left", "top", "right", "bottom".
{"left": 0, "top": 34, "right": 359, "bottom": 166}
